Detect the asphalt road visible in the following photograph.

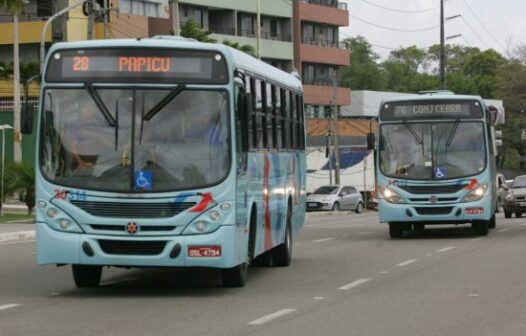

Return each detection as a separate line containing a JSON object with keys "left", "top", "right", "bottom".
{"left": 1, "top": 212, "right": 526, "bottom": 336}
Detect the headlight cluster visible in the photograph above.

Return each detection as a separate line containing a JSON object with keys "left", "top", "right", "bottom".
{"left": 381, "top": 187, "right": 406, "bottom": 204}
{"left": 38, "top": 200, "right": 82, "bottom": 233}
{"left": 182, "top": 202, "right": 232, "bottom": 235}
{"left": 463, "top": 184, "right": 488, "bottom": 202}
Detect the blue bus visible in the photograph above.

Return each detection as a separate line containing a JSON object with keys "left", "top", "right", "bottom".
{"left": 370, "top": 91, "right": 498, "bottom": 238}
{"left": 24, "top": 36, "right": 306, "bottom": 287}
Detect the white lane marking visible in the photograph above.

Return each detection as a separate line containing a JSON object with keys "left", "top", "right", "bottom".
{"left": 248, "top": 309, "right": 296, "bottom": 325}
{"left": 436, "top": 246, "right": 456, "bottom": 253}
{"left": 314, "top": 238, "right": 335, "bottom": 243}
{"left": 313, "top": 297, "right": 324, "bottom": 301}
{"left": 0, "top": 230, "right": 35, "bottom": 243}
{"left": 396, "top": 259, "right": 418, "bottom": 267}
{"left": 0, "top": 240, "right": 35, "bottom": 246}
{"left": 0, "top": 303, "right": 22, "bottom": 311}
{"left": 468, "top": 294, "right": 480, "bottom": 297}
{"left": 338, "top": 278, "right": 372, "bottom": 290}
{"left": 379, "top": 271, "right": 389, "bottom": 274}
{"left": 498, "top": 228, "right": 510, "bottom": 233}
{"left": 357, "top": 231, "right": 373, "bottom": 235}
{"left": 471, "top": 238, "right": 482, "bottom": 241}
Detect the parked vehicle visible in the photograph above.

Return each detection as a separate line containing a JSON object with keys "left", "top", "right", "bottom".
{"left": 495, "top": 173, "right": 506, "bottom": 212}
{"left": 496, "top": 177, "right": 512, "bottom": 212}
{"left": 306, "top": 185, "right": 364, "bottom": 213}
{"left": 503, "top": 175, "right": 526, "bottom": 218}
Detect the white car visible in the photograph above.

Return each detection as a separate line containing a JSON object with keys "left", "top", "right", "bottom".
{"left": 307, "top": 185, "right": 364, "bottom": 213}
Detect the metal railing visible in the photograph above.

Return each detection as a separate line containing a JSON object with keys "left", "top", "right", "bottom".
{"left": 0, "top": 13, "right": 48, "bottom": 23}
{"left": 238, "top": 29, "right": 292, "bottom": 42}
{"left": 302, "top": 38, "right": 348, "bottom": 49}
{"left": 0, "top": 97, "right": 39, "bottom": 111}
{"left": 302, "top": 0, "right": 348, "bottom": 10}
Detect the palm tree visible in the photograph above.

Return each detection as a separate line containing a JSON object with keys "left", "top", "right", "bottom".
{"left": 0, "top": 0, "right": 27, "bottom": 163}
{"left": 222, "top": 39, "right": 256, "bottom": 57}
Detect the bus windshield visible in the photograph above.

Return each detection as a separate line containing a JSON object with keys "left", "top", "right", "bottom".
{"left": 40, "top": 88, "right": 230, "bottom": 192}
{"left": 380, "top": 122, "right": 486, "bottom": 180}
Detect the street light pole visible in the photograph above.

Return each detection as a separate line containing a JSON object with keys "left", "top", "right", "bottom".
{"left": 0, "top": 124, "right": 14, "bottom": 216}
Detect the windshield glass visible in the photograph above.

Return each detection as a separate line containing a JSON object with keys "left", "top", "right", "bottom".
{"left": 40, "top": 88, "right": 230, "bottom": 192}
{"left": 512, "top": 176, "right": 526, "bottom": 188}
{"left": 313, "top": 186, "right": 339, "bottom": 194}
{"left": 380, "top": 122, "right": 486, "bottom": 180}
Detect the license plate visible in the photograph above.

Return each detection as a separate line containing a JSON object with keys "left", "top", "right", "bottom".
{"left": 308, "top": 203, "right": 318, "bottom": 207}
{"left": 188, "top": 246, "right": 222, "bottom": 257}
{"left": 465, "top": 207, "right": 484, "bottom": 215}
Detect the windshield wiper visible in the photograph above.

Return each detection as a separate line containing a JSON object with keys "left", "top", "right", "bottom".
{"left": 85, "top": 83, "right": 117, "bottom": 127}
{"left": 445, "top": 120, "right": 460, "bottom": 147}
{"left": 403, "top": 122, "right": 423, "bottom": 145}
{"left": 142, "top": 84, "right": 186, "bottom": 121}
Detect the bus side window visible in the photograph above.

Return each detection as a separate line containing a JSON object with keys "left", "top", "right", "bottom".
{"left": 290, "top": 92, "right": 297, "bottom": 150}
{"left": 280, "top": 88, "right": 288, "bottom": 150}
{"left": 250, "top": 77, "right": 257, "bottom": 150}
{"left": 265, "top": 83, "right": 274, "bottom": 150}
{"left": 297, "top": 95, "right": 305, "bottom": 150}
{"left": 274, "top": 86, "right": 282, "bottom": 150}
{"left": 255, "top": 79, "right": 264, "bottom": 150}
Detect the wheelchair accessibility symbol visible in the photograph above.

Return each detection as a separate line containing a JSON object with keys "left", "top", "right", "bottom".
{"left": 434, "top": 167, "right": 447, "bottom": 179}
{"left": 135, "top": 170, "right": 152, "bottom": 189}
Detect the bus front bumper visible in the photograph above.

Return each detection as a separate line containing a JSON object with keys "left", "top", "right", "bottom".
{"left": 36, "top": 222, "right": 243, "bottom": 269}
{"left": 378, "top": 198, "right": 492, "bottom": 224}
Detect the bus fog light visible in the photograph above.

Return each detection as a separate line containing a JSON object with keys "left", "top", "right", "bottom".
{"left": 195, "top": 221, "right": 208, "bottom": 232}
{"left": 220, "top": 203, "right": 231, "bottom": 211}
{"left": 209, "top": 210, "right": 220, "bottom": 221}
{"left": 59, "top": 219, "right": 71, "bottom": 229}
{"left": 46, "top": 208, "right": 58, "bottom": 218}
{"left": 38, "top": 200, "right": 47, "bottom": 208}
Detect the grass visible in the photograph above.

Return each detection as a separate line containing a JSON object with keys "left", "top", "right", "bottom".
{"left": 0, "top": 213, "right": 34, "bottom": 224}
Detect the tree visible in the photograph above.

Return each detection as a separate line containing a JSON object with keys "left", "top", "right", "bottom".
{"left": 222, "top": 39, "right": 255, "bottom": 57}
{"left": 13, "top": 162, "right": 34, "bottom": 215}
{"left": 339, "top": 36, "right": 386, "bottom": 90}
{"left": 179, "top": 20, "right": 216, "bottom": 43}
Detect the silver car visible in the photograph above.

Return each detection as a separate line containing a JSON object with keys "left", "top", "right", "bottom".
{"left": 307, "top": 185, "right": 364, "bottom": 213}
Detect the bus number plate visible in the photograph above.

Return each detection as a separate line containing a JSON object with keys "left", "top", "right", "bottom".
{"left": 188, "top": 246, "right": 222, "bottom": 257}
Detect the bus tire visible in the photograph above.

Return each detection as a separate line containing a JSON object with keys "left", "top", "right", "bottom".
{"left": 516, "top": 212, "right": 522, "bottom": 218}
{"left": 272, "top": 207, "right": 293, "bottom": 267}
{"left": 504, "top": 211, "right": 512, "bottom": 219}
{"left": 488, "top": 214, "right": 496, "bottom": 229}
{"left": 355, "top": 202, "right": 364, "bottom": 214}
{"left": 388, "top": 222, "right": 404, "bottom": 238}
{"left": 247, "top": 208, "right": 257, "bottom": 265}
{"left": 221, "top": 263, "right": 247, "bottom": 288}
{"left": 72, "top": 265, "right": 102, "bottom": 288}
{"left": 413, "top": 223, "right": 425, "bottom": 232}
{"left": 472, "top": 221, "right": 489, "bottom": 236}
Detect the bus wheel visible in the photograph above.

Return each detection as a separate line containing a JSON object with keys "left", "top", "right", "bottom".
{"left": 72, "top": 265, "right": 102, "bottom": 288}
{"left": 504, "top": 211, "right": 512, "bottom": 219}
{"left": 221, "top": 263, "right": 247, "bottom": 288}
{"left": 413, "top": 223, "right": 425, "bottom": 232}
{"left": 272, "top": 207, "right": 293, "bottom": 267}
{"left": 516, "top": 212, "right": 522, "bottom": 218}
{"left": 488, "top": 214, "right": 496, "bottom": 229}
{"left": 388, "top": 222, "right": 404, "bottom": 238}
{"left": 472, "top": 221, "right": 489, "bottom": 236}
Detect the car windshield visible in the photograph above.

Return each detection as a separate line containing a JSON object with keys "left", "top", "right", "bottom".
{"left": 40, "top": 88, "right": 230, "bottom": 192}
{"left": 380, "top": 122, "right": 486, "bottom": 180}
{"left": 512, "top": 176, "right": 526, "bottom": 188}
{"left": 313, "top": 186, "right": 339, "bottom": 194}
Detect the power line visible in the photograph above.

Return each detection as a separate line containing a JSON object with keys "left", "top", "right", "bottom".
{"left": 355, "top": 0, "right": 452, "bottom": 14}
{"left": 349, "top": 14, "right": 439, "bottom": 32}
{"left": 462, "top": 0, "right": 506, "bottom": 52}
{"left": 460, "top": 16, "right": 490, "bottom": 49}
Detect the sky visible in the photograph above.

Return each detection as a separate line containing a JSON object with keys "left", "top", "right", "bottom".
{"left": 341, "top": 0, "right": 526, "bottom": 60}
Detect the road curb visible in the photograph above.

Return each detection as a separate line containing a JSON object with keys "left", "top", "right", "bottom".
{"left": 306, "top": 210, "right": 377, "bottom": 219}
{"left": 0, "top": 230, "right": 35, "bottom": 243}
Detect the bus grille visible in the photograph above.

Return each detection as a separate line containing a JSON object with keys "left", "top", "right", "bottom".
{"left": 98, "top": 240, "right": 166, "bottom": 255}
{"left": 398, "top": 184, "right": 467, "bottom": 194}
{"left": 414, "top": 207, "right": 453, "bottom": 215}
{"left": 90, "top": 224, "right": 176, "bottom": 232}
{"left": 71, "top": 201, "right": 196, "bottom": 218}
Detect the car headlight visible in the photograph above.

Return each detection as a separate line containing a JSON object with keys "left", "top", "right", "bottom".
{"left": 463, "top": 184, "right": 488, "bottom": 202}
{"left": 381, "top": 187, "right": 406, "bottom": 204}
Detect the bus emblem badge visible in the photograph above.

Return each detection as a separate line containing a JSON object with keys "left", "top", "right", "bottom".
{"left": 429, "top": 196, "right": 438, "bottom": 203}
{"left": 127, "top": 222, "right": 138, "bottom": 234}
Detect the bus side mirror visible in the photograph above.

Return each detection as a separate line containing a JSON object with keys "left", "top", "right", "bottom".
{"left": 366, "top": 132, "right": 375, "bottom": 150}
{"left": 21, "top": 102, "right": 34, "bottom": 134}
{"left": 237, "top": 92, "right": 252, "bottom": 152}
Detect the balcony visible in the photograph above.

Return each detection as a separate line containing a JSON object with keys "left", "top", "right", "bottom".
{"left": 302, "top": 38, "right": 347, "bottom": 49}
{"left": 302, "top": 0, "right": 347, "bottom": 10}
{"left": 238, "top": 29, "right": 292, "bottom": 42}
{"left": 298, "top": 0, "right": 348, "bottom": 27}
{"left": 299, "top": 43, "right": 349, "bottom": 66}
{"left": 303, "top": 84, "right": 350, "bottom": 106}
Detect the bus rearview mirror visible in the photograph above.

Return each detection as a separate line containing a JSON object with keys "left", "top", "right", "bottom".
{"left": 21, "top": 102, "right": 34, "bottom": 134}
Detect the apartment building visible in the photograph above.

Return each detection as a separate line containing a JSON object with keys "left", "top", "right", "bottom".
{"left": 149, "top": 0, "right": 294, "bottom": 71}
{"left": 293, "top": 0, "right": 350, "bottom": 118}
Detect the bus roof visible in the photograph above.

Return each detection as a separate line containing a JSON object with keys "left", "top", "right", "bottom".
{"left": 45, "top": 37, "right": 303, "bottom": 92}
{"left": 380, "top": 91, "right": 486, "bottom": 105}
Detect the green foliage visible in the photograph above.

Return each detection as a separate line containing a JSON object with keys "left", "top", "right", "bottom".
{"left": 0, "top": 62, "right": 39, "bottom": 81}
{"left": 222, "top": 39, "right": 255, "bottom": 57}
{"left": 1, "top": 162, "right": 35, "bottom": 214}
{"left": 340, "top": 36, "right": 385, "bottom": 90}
{"left": 0, "top": 0, "right": 27, "bottom": 14}
{"left": 179, "top": 20, "right": 216, "bottom": 43}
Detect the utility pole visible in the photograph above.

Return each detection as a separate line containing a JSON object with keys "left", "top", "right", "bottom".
{"left": 439, "top": 0, "right": 446, "bottom": 89}
{"left": 103, "top": 0, "right": 109, "bottom": 39}
{"left": 171, "top": 0, "right": 180, "bottom": 36}
{"left": 87, "top": 0, "right": 94, "bottom": 40}
{"left": 13, "top": 11, "right": 21, "bottom": 162}
{"left": 256, "top": 0, "right": 261, "bottom": 59}
{"left": 331, "top": 68, "right": 340, "bottom": 185}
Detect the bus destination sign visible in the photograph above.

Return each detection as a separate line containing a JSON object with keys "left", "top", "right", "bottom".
{"left": 46, "top": 48, "right": 228, "bottom": 84}
{"left": 381, "top": 100, "right": 483, "bottom": 121}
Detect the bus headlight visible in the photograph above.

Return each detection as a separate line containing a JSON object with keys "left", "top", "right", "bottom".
{"left": 381, "top": 187, "right": 406, "bottom": 204}
{"left": 463, "top": 184, "right": 488, "bottom": 202}
{"left": 39, "top": 203, "right": 82, "bottom": 233}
